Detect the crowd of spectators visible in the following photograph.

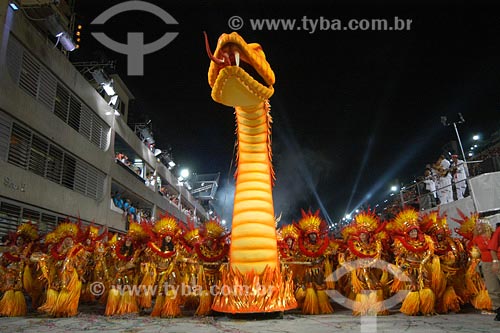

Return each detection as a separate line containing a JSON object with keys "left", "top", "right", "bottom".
{"left": 113, "top": 151, "right": 201, "bottom": 223}
{"left": 468, "top": 143, "right": 500, "bottom": 176}
{"left": 111, "top": 192, "right": 151, "bottom": 225}
{"left": 159, "top": 186, "right": 179, "bottom": 204}
{"left": 400, "top": 153, "right": 468, "bottom": 211}
{"left": 400, "top": 139, "right": 500, "bottom": 212}
{"left": 158, "top": 185, "right": 200, "bottom": 223}
{"left": 115, "top": 152, "right": 142, "bottom": 177}
{"left": 112, "top": 184, "right": 201, "bottom": 224}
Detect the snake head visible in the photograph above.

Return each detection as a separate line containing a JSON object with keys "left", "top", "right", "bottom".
{"left": 205, "top": 32, "right": 275, "bottom": 106}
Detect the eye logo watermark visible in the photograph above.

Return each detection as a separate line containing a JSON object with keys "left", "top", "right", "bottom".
{"left": 91, "top": 1, "right": 179, "bottom": 76}
{"left": 326, "top": 259, "right": 411, "bottom": 331}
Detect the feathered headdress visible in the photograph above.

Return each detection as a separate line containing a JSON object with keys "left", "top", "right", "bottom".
{"left": 296, "top": 209, "right": 327, "bottom": 236}
{"left": 353, "top": 209, "right": 379, "bottom": 233}
{"left": 179, "top": 219, "right": 200, "bottom": 247}
{"left": 108, "top": 232, "right": 119, "bottom": 246}
{"left": 83, "top": 223, "right": 107, "bottom": 242}
{"left": 45, "top": 221, "right": 81, "bottom": 245}
{"left": 44, "top": 230, "right": 58, "bottom": 245}
{"left": 452, "top": 208, "right": 479, "bottom": 241}
{"left": 126, "top": 221, "right": 150, "bottom": 242}
{"left": 420, "top": 209, "right": 449, "bottom": 236}
{"left": 341, "top": 225, "right": 357, "bottom": 242}
{"left": 201, "top": 220, "right": 226, "bottom": 239}
{"left": 16, "top": 222, "right": 39, "bottom": 242}
{"left": 296, "top": 209, "right": 330, "bottom": 257}
{"left": 341, "top": 209, "right": 381, "bottom": 241}
{"left": 183, "top": 228, "right": 200, "bottom": 244}
{"left": 86, "top": 225, "right": 100, "bottom": 239}
{"left": 280, "top": 223, "right": 300, "bottom": 242}
{"left": 152, "top": 215, "right": 180, "bottom": 238}
{"left": 390, "top": 207, "right": 420, "bottom": 235}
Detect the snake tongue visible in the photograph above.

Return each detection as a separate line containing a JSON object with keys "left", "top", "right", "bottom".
{"left": 204, "top": 31, "right": 225, "bottom": 65}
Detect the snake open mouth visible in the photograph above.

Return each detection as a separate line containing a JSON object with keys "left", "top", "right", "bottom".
{"left": 205, "top": 32, "right": 275, "bottom": 91}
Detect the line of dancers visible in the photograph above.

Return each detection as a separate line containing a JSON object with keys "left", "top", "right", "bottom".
{"left": 0, "top": 207, "right": 492, "bottom": 317}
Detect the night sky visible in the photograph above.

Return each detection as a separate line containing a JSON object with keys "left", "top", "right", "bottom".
{"left": 73, "top": 0, "right": 500, "bottom": 227}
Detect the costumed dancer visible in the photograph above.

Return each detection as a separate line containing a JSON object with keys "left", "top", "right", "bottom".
{"left": 80, "top": 224, "right": 108, "bottom": 304}
{"left": 295, "top": 209, "right": 334, "bottom": 315}
{"left": 421, "top": 210, "right": 467, "bottom": 314}
{"left": 105, "top": 222, "right": 148, "bottom": 316}
{"left": 145, "top": 216, "right": 182, "bottom": 318}
{"left": 192, "top": 220, "right": 230, "bottom": 315}
{"left": 174, "top": 223, "right": 200, "bottom": 315}
{"left": 33, "top": 221, "right": 89, "bottom": 317}
{"left": 339, "top": 209, "right": 391, "bottom": 316}
{"left": 325, "top": 236, "right": 344, "bottom": 292}
{"left": 0, "top": 222, "right": 39, "bottom": 316}
{"left": 389, "top": 207, "right": 436, "bottom": 316}
{"left": 454, "top": 209, "right": 493, "bottom": 312}
{"left": 133, "top": 222, "right": 157, "bottom": 313}
{"left": 178, "top": 220, "right": 212, "bottom": 316}
{"left": 277, "top": 223, "right": 306, "bottom": 310}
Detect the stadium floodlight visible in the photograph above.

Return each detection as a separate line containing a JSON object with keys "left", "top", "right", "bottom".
{"left": 9, "top": 2, "right": 19, "bottom": 11}
{"left": 109, "top": 95, "right": 121, "bottom": 115}
{"left": 91, "top": 69, "right": 116, "bottom": 96}
{"left": 102, "top": 81, "right": 116, "bottom": 96}
{"left": 180, "top": 168, "right": 190, "bottom": 179}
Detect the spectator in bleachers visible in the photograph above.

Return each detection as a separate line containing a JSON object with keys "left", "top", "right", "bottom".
{"left": 159, "top": 186, "right": 168, "bottom": 196}
{"left": 123, "top": 199, "right": 131, "bottom": 218}
{"left": 128, "top": 203, "right": 137, "bottom": 222}
{"left": 145, "top": 172, "right": 156, "bottom": 190}
{"left": 434, "top": 154, "right": 454, "bottom": 205}
{"left": 112, "top": 192, "right": 124, "bottom": 210}
{"left": 451, "top": 154, "right": 468, "bottom": 200}
{"left": 420, "top": 168, "right": 437, "bottom": 210}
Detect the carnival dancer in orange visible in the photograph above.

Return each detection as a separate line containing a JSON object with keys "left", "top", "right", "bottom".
{"left": 105, "top": 222, "right": 148, "bottom": 316}
{"left": 277, "top": 223, "right": 310, "bottom": 311}
{"left": 174, "top": 219, "right": 211, "bottom": 315}
{"left": 33, "top": 222, "right": 89, "bottom": 317}
{"left": 80, "top": 224, "right": 108, "bottom": 304}
{"left": 278, "top": 224, "right": 300, "bottom": 263}
{"left": 130, "top": 222, "right": 156, "bottom": 314}
{"left": 0, "top": 222, "right": 40, "bottom": 316}
{"left": 177, "top": 220, "right": 211, "bottom": 316}
{"left": 421, "top": 210, "right": 467, "bottom": 314}
{"left": 389, "top": 208, "right": 436, "bottom": 316}
{"left": 339, "top": 209, "right": 390, "bottom": 316}
{"left": 145, "top": 216, "right": 183, "bottom": 318}
{"left": 454, "top": 209, "right": 493, "bottom": 312}
{"left": 294, "top": 209, "right": 334, "bottom": 315}
{"left": 191, "top": 220, "right": 229, "bottom": 316}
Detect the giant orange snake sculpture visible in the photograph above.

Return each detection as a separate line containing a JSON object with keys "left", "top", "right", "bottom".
{"left": 205, "top": 32, "right": 296, "bottom": 313}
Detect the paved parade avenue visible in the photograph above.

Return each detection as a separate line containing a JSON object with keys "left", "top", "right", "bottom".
{"left": 1, "top": 303, "right": 498, "bottom": 333}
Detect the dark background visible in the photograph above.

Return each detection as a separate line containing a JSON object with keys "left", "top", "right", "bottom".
{"left": 73, "top": 0, "right": 500, "bottom": 227}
